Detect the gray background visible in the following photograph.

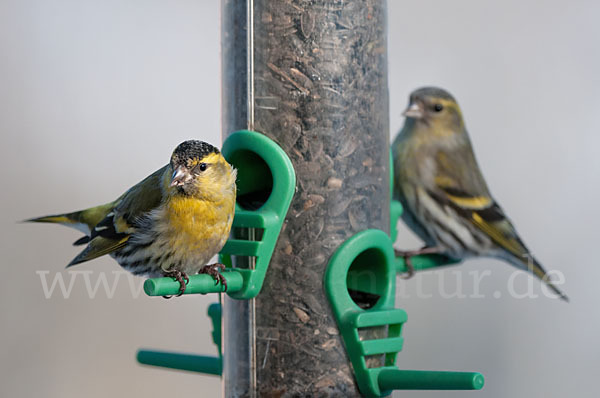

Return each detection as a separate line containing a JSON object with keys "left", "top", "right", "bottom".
{"left": 1, "top": 1, "right": 598, "bottom": 397}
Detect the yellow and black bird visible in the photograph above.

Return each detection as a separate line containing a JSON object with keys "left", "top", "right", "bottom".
{"left": 28, "top": 140, "right": 237, "bottom": 296}
{"left": 392, "top": 87, "right": 568, "bottom": 301}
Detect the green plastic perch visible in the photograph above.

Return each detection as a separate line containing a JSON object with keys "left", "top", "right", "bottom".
{"left": 378, "top": 369, "right": 484, "bottom": 391}
{"left": 136, "top": 303, "right": 223, "bottom": 375}
{"left": 137, "top": 350, "right": 221, "bottom": 376}
{"left": 143, "top": 270, "right": 243, "bottom": 296}
{"left": 394, "top": 253, "right": 460, "bottom": 274}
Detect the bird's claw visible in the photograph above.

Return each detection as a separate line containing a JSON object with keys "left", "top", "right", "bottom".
{"left": 200, "top": 263, "right": 227, "bottom": 292}
{"left": 395, "top": 246, "right": 441, "bottom": 279}
{"left": 162, "top": 269, "right": 190, "bottom": 299}
{"left": 395, "top": 250, "right": 416, "bottom": 279}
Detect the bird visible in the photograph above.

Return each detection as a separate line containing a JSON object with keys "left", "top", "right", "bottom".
{"left": 392, "top": 87, "right": 568, "bottom": 301}
{"left": 28, "top": 140, "right": 237, "bottom": 297}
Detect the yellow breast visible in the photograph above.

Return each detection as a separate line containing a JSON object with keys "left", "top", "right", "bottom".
{"left": 161, "top": 194, "right": 235, "bottom": 258}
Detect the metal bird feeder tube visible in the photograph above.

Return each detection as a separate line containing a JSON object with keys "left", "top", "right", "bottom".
{"left": 222, "top": 0, "right": 389, "bottom": 396}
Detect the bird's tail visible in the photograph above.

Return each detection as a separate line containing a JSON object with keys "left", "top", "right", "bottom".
{"left": 25, "top": 202, "right": 116, "bottom": 245}
{"left": 520, "top": 255, "right": 569, "bottom": 302}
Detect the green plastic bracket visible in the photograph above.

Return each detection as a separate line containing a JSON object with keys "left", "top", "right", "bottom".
{"left": 208, "top": 302, "right": 222, "bottom": 357}
{"left": 219, "top": 130, "right": 296, "bottom": 299}
{"left": 142, "top": 130, "right": 296, "bottom": 298}
{"left": 325, "top": 229, "right": 484, "bottom": 397}
{"left": 389, "top": 150, "right": 460, "bottom": 274}
{"left": 136, "top": 302, "right": 223, "bottom": 376}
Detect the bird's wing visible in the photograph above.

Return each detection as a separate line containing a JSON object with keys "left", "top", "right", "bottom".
{"left": 112, "top": 165, "right": 170, "bottom": 228}
{"left": 430, "top": 147, "right": 531, "bottom": 259}
{"left": 67, "top": 236, "right": 130, "bottom": 266}
{"left": 67, "top": 165, "right": 169, "bottom": 266}
{"left": 430, "top": 148, "right": 569, "bottom": 301}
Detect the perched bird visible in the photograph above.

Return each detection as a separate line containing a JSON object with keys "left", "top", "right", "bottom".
{"left": 28, "top": 140, "right": 237, "bottom": 297}
{"left": 392, "top": 87, "right": 568, "bottom": 301}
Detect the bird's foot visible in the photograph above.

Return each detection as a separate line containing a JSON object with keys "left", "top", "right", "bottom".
{"left": 162, "top": 269, "right": 190, "bottom": 299}
{"left": 395, "top": 246, "right": 441, "bottom": 279}
{"left": 200, "top": 263, "right": 227, "bottom": 291}
{"left": 396, "top": 252, "right": 415, "bottom": 279}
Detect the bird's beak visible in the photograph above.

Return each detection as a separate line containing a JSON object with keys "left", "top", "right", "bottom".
{"left": 402, "top": 102, "right": 424, "bottom": 119}
{"left": 170, "top": 167, "right": 191, "bottom": 187}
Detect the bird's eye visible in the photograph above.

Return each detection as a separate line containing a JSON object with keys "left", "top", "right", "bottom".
{"left": 433, "top": 104, "right": 444, "bottom": 112}
{"left": 192, "top": 162, "right": 208, "bottom": 175}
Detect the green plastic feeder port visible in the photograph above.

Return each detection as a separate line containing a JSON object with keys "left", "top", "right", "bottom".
{"left": 137, "top": 302, "right": 223, "bottom": 376}
{"left": 142, "top": 130, "right": 296, "bottom": 298}
{"left": 219, "top": 130, "right": 296, "bottom": 299}
{"left": 325, "top": 229, "right": 484, "bottom": 397}
{"left": 389, "top": 151, "right": 460, "bottom": 274}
